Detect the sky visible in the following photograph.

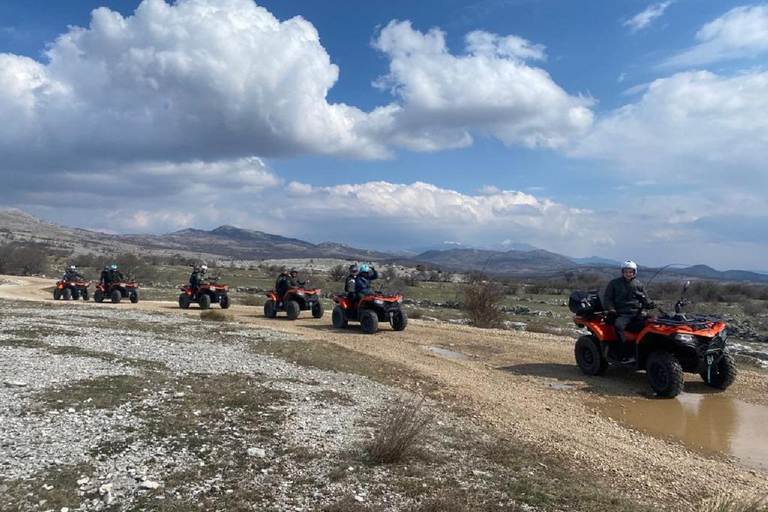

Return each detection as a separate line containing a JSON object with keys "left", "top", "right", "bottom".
{"left": 0, "top": 0, "right": 767, "bottom": 271}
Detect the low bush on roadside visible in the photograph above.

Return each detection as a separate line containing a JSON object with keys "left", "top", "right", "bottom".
{"left": 365, "top": 399, "right": 434, "bottom": 464}
{"left": 200, "top": 310, "right": 234, "bottom": 322}
{"left": 462, "top": 282, "right": 505, "bottom": 328}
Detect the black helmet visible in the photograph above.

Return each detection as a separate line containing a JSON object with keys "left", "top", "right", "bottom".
{"left": 290, "top": 267, "right": 298, "bottom": 274}
{"left": 349, "top": 264, "right": 358, "bottom": 273}
{"left": 281, "top": 265, "right": 288, "bottom": 272}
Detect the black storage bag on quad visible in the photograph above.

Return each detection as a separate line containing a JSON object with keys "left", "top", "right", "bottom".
{"left": 568, "top": 290, "right": 602, "bottom": 315}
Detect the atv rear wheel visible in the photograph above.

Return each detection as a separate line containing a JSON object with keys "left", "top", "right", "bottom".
{"left": 94, "top": 290, "right": 104, "bottom": 303}
{"left": 53, "top": 288, "right": 61, "bottom": 300}
{"left": 130, "top": 290, "right": 139, "bottom": 304}
{"left": 575, "top": 335, "right": 608, "bottom": 376}
{"left": 390, "top": 310, "right": 408, "bottom": 331}
{"left": 332, "top": 306, "right": 348, "bottom": 328}
{"left": 219, "top": 295, "right": 230, "bottom": 309}
{"left": 111, "top": 290, "right": 122, "bottom": 304}
{"left": 311, "top": 301, "right": 324, "bottom": 319}
{"left": 82, "top": 289, "right": 89, "bottom": 301}
{"left": 198, "top": 293, "right": 211, "bottom": 310}
{"left": 63, "top": 288, "right": 72, "bottom": 300}
{"left": 646, "top": 351, "right": 684, "bottom": 398}
{"left": 179, "top": 293, "right": 191, "bottom": 309}
{"left": 286, "top": 300, "right": 301, "bottom": 320}
{"left": 361, "top": 309, "right": 379, "bottom": 334}
{"left": 700, "top": 351, "right": 737, "bottom": 389}
{"left": 264, "top": 299, "right": 277, "bottom": 318}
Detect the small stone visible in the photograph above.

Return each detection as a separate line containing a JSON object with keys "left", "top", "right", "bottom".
{"left": 4, "top": 381, "right": 28, "bottom": 387}
{"left": 77, "top": 477, "right": 89, "bottom": 485}
{"left": 354, "top": 495, "right": 365, "bottom": 503}
{"left": 173, "top": 392, "right": 185, "bottom": 398}
{"left": 140, "top": 480, "right": 161, "bottom": 490}
{"left": 43, "top": 484, "right": 54, "bottom": 490}
{"left": 247, "top": 447, "right": 266, "bottom": 458}
{"left": 68, "top": 408, "right": 76, "bottom": 413}
{"left": 61, "top": 508, "right": 70, "bottom": 512}
{"left": 193, "top": 410, "right": 201, "bottom": 416}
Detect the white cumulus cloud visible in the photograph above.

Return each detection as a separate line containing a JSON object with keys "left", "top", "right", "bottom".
{"left": 624, "top": 2, "right": 673, "bottom": 33}
{"left": 664, "top": 4, "right": 768, "bottom": 67}
{"left": 370, "top": 20, "right": 594, "bottom": 151}
{"left": 573, "top": 70, "right": 768, "bottom": 188}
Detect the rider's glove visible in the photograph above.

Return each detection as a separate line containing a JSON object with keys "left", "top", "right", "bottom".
{"left": 646, "top": 301, "right": 656, "bottom": 309}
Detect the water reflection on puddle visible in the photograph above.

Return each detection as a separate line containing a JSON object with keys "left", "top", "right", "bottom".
{"left": 420, "top": 345, "right": 468, "bottom": 360}
{"left": 594, "top": 393, "right": 768, "bottom": 471}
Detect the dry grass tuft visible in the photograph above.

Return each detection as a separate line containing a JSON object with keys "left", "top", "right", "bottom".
{"left": 701, "top": 495, "right": 768, "bottom": 512}
{"left": 200, "top": 309, "right": 234, "bottom": 322}
{"left": 365, "top": 398, "right": 434, "bottom": 464}
{"left": 240, "top": 294, "right": 265, "bottom": 307}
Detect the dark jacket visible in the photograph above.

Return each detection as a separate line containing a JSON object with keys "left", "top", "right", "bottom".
{"left": 345, "top": 274, "right": 357, "bottom": 294}
{"left": 190, "top": 271, "right": 205, "bottom": 289}
{"left": 104, "top": 270, "right": 124, "bottom": 287}
{"left": 62, "top": 270, "right": 83, "bottom": 282}
{"left": 287, "top": 275, "right": 307, "bottom": 288}
{"left": 354, "top": 269, "right": 379, "bottom": 295}
{"left": 603, "top": 277, "right": 647, "bottom": 315}
{"left": 275, "top": 272, "right": 290, "bottom": 295}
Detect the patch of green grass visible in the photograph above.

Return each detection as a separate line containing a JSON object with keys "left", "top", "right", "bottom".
{"left": 0, "top": 462, "right": 94, "bottom": 512}
{"left": 30, "top": 372, "right": 165, "bottom": 412}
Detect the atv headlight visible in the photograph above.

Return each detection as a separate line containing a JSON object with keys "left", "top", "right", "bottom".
{"left": 674, "top": 334, "right": 695, "bottom": 342}
{"left": 295, "top": 291, "right": 305, "bottom": 296}
{"left": 397, "top": 297, "right": 403, "bottom": 304}
{"left": 374, "top": 299, "right": 384, "bottom": 306}
{"left": 719, "top": 328, "right": 727, "bottom": 342}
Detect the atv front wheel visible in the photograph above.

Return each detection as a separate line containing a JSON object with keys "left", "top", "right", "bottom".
{"left": 264, "top": 299, "right": 277, "bottom": 318}
{"left": 198, "top": 293, "right": 211, "bottom": 310}
{"left": 53, "top": 288, "right": 61, "bottom": 300}
{"left": 332, "top": 306, "right": 348, "bottom": 328}
{"left": 575, "top": 335, "right": 608, "bottom": 376}
{"left": 390, "top": 310, "right": 408, "bottom": 331}
{"left": 179, "top": 293, "right": 191, "bottom": 309}
{"left": 646, "top": 351, "right": 684, "bottom": 398}
{"left": 82, "top": 289, "right": 89, "bottom": 301}
{"left": 111, "top": 290, "right": 122, "bottom": 304}
{"left": 311, "top": 301, "right": 324, "bottom": 319}
{"left": 130, "top": 290, "right": 139, "bottom": 304}
{"left": 286, "top": 300, "right": 301, "bottom": 320}
{"left": 94, "top": 290, "right": 104, "bottom": 303}
{"left": 700, "top": 351, "right": 737, "bottom": 390}
{"left": 63, "top": 288, "right": 72, "bottom": 300}
{"left": 361, "top": 309, "right": 379, "bottom": 334}
{"left": 219, "top": 295, "right": 230, "bottom": 309}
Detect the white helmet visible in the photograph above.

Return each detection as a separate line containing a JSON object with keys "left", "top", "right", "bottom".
{"left": 621, "top": 260, "right": 637, "bottom": 277}
{"left": 201, "top": 265, "right": 208, "bottom": 271}
{"left": 69, "top": 265, "right": 76, "bottom": 271}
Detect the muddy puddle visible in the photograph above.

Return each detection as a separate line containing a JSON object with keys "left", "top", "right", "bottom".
{"left": 420, "top": 345, "right": 468, "bottom": 360}
{"left": 594, "top": 393, "right": 768, "bottom": 471}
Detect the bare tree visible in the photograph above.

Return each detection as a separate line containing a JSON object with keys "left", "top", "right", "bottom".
{"left": 328, "top": 263, "right": 346, "bottom": 282}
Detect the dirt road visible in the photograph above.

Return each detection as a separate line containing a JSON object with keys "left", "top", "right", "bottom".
{"left": 3, "top": 276, "right": 767, "bottom": 509}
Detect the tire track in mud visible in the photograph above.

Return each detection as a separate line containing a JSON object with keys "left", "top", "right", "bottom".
{"left": 2, "top": 275, "right": 767, "bottom": 509}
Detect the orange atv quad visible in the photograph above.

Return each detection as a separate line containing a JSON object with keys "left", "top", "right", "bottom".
{"left": 264, "top": 287, "right": 324, "bottom": 320}
{"left": 570, "top": 282, "right": 736, "bottom": 397}
{"left": 94, "top": 281, "right": 140, "bottom": 304}
{"left": 54, "top": 279, "right": 90, "bottom": 301}
{"left": 332, "top": 288, "right": 407, "bottom": 334}
{"left": 179, "top": 281, "right": 230, "bottom": 310}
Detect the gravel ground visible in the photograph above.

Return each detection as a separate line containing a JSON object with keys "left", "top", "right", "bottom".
{"left": 2, "top": 276, "right": 767, "bottom": 511}
{"left": 0, "top": 303, "right": 541, "bottom": 512}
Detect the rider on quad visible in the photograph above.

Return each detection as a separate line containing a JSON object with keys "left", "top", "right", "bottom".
{"left": 354, "top": 264, "right": 378, "bottom": 297}
{"left": 189, "top": 265, "right": 208, "bottom": 292}
{"left": 275, "top": 266, "right": 290, "bottom": 299}
{"left": 603, "top": 261, "right": 653, "bottom": 364}
{"left": 102, "top": 264, "right": 124, "bottom": 287}
{"left": 345, "top": 264, "right": 359, "bottom": 299}
{"left": 287, "top": 267, "right": 309, "bottom": 288}
{"left": 61, "top": 265, "right": 84, "bottom": 282}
